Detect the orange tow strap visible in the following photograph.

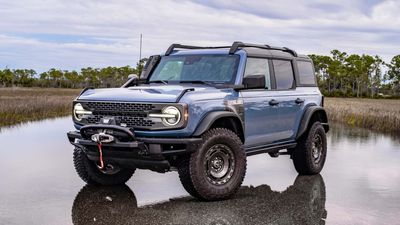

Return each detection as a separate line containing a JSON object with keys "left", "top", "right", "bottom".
{"left": 97, "top": 142, "right": 104, "bottom": 169}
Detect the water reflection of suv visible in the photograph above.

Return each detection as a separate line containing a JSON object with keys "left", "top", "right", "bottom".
{"left": 67, "top": 42, "right": 329, "bottom": 201}
{"left": 72, "top": 175, "right": 327, "bottom": 224}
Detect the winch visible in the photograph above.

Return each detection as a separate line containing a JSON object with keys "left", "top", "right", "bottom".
{"left": 91, "top": 132, "right": 115, "bottom": 169}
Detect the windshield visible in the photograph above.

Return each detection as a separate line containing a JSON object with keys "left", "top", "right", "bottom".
{"left": 149, "top": 54, "right": 240, "bottom": 84}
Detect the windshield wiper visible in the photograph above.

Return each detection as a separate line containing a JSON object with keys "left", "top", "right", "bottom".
{"left": 148, "top": 80, "right": 168, "bottom": 84}
{"left": 179, "top": 80, "right": 214, "bottom": 86}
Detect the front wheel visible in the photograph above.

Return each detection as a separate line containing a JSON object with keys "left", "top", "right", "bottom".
{"left": 178, "top": 128, "right": 247, "bottom": 201}
{"left": 73, "top": 147, "right": 135, "bottom": 185}
{"left": 292, "top": 122, "right": 327, "bottom": 175}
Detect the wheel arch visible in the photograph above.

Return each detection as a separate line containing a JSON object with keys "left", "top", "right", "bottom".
{"left": 296, "top": 106, "right": 329, "bottom": 139}
{"left": 193, "top": 111, "right": 245, "bottom": 143}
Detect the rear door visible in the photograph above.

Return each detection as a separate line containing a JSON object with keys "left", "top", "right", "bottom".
{"left": 271, "top": 59, "right": 303, "bottom": 141}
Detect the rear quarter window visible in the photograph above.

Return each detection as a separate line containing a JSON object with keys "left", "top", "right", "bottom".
{"left": 297, "top": 61, "right": 316, "bottom": 85}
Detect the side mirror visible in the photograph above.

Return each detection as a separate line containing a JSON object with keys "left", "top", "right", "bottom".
{"left": 122, "top": 74, "right": 139, "bottom": 87}
{"left": 128, "top": 74, "right": 139, "bottom": 79}
{"left": 242, "top": 75, "right": 265, "bottom": 89}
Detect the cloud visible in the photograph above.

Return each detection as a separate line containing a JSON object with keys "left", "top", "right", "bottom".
{"left": 0, "top": 0, "right": 399, "bottom": 72}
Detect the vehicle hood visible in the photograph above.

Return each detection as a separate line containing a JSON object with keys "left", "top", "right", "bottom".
{"left": 77, "top": 85, "right": 230, "bottom": 103}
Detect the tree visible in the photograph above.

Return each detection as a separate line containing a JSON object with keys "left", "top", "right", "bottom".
{"left": 99, "top": 67, "right": 117, "bottom": 88}
{"left": 11, "top": 69, "right": 36, "bottom": 87}
{"left": 64, "top": 70, "right": 81, "bottom": 88}
{"left": 346, "top": 54, "right": 368, "bottom": 97}
{"left": 39, "top": 71, "right": 51, "bottom": 87}
{"left": 309, "top": 54, "right": 332, "bottom": 94}
{"left": 328, "top": 50, "right": 348, "bottom": 95}
{"left": 0, "top": 69, "right": 13, "bottom": 87}
{"left": 81, "top": 67, "right": 100, "bottom": 87}
{"left": 386, "top": 55, "right": 400, "bottom": 95}
{"left": 48, "top": 68, "right": 64, "bottom": 87}
{"left": 370, "top": 55, "right": 383, "bottom": 98}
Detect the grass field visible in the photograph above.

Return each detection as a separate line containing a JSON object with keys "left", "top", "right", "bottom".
{"left": 0, "top": 88, "right": 80, "bottom": 128}
{"left": 1, "top": 88, "right": 399, "bottom": 134}
{"left": 325, "top": 98, "right": 400, "bottom": 134}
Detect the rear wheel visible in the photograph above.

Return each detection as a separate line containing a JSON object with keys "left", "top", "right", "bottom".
{"left": 292, "top": 122, "right": 327, "bottom": 175}
{"left": 73, "top": 147, "right": 135, "bottom": 185}
{"left": 178, "top": 128, "right": 247, "bottom": 201}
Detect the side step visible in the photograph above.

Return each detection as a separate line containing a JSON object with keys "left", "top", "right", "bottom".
{"left": 245, "top": 141, "right": 296, "bottom": 157}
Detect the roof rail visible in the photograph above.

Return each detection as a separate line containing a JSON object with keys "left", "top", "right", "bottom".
{"left": 229, "top": 41, "right": 297, "bottom": 57}
{"left": 164, "top": 42, "right": 298, "bottom": 57}
{"left": 165, "top": 44, "right": 230, "bottom": 56}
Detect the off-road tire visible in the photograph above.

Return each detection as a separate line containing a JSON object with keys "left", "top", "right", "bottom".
{"left": 292, "top": 122, "right": 327, "bottom": 175}
{"left": 177, "top": 157, "right": 203, "bottom": 199}
{"left": 73, "top": 147, "right": 135, "bottom": 185}
{"left": 178, "top": 128, "right": 247, "bottom": 201}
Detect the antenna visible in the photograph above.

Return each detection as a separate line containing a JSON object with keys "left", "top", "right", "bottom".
{"left": 139, "top": 34, "right": 142, "bottom": 62}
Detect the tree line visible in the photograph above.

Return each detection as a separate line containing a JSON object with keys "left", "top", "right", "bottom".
{"left": 1, "top": 52, "right": 399, "bottom": 97}
{"left": 310, "top": 51, "right": 400, "bottom": 97}
{"left": 0, "top": 59, "right": 147, "bottom": 89}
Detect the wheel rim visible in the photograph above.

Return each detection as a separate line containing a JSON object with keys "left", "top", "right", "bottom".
{"left": 204, "top": 144, "right": 235, "bottom": 185}
{"left": 97, "top": 163, "right": 121, "bottom": 175}
{"left": 311, "top": 133, "right": 323, "bottom": 164}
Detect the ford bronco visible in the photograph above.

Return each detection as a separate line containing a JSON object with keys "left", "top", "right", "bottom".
{"left": 67, "top": 41, "right": 329, "bottom": 201}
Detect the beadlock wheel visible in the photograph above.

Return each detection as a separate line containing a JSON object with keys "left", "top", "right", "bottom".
{"left": 204, "top": 144, "right": 235, "bottom": 185}
{"left": 311, "top": 133, "right": 323, "bottom": 164}
{"left": 292, "top": 122, "right": 327, "bottom": 175}
{"left": 177, "top": 128, "right": 247, "bottom": 201}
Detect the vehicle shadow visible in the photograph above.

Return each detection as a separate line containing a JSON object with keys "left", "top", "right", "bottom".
{"left": 71, "top": 175, "right": 327, "bottom": 225}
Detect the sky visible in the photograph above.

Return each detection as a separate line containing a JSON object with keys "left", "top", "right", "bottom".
{"left": 0, "top": 0, "right": 399, "bottom": 72}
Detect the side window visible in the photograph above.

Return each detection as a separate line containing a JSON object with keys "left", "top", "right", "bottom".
{"left": 297, "top": 61, "right": 316, "bottom": 85}
{"left": 272, "top": 60, "right": 294, "bottom": 90}
{"left": 244, "top": 58, "right": 271, "bottom": 89}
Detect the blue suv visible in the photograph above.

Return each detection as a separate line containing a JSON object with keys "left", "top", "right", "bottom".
{"left": 67, "top": 42, "right": 329, "bottom": 201}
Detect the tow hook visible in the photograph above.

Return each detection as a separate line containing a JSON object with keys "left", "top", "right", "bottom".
{"left": 91, "top": 132, "right": 115, "bottom": 169}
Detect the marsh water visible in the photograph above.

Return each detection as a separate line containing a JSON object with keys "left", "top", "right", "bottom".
{"left": 0, "top": 117, "right": 399, "bottom": 225}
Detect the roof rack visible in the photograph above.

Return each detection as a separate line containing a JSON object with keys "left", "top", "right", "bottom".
{"left": 165, "top": 41, "right": 297, "bottom": 57}
{"left": 165, "top": 44, "right": 230, "bottom": 56}
{"left": 229, "top": 41, "right": 297, "bottom": 56}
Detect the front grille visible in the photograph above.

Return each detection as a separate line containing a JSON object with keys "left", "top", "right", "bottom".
{"left": 86, "top": 102, "right": 154, "bottom": 112}
{"left": 82, "top": 101, "right": 157, "bottom": 129}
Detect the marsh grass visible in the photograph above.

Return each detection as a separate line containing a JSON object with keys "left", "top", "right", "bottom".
{"left": 325, "top": 98, "right": 400, "bottom": 134}
{"left": 0, "top": 88, "right": 80, "bottom": 127}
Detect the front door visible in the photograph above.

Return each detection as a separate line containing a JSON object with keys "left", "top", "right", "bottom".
{"left": 240, "top": 57, "right": 281, "bottom": 148}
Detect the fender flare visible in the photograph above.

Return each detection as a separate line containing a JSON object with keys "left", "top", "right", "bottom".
{"left": 193, "top": 111, "right": 243, "bottom": 137}
{"left": 296, "top": 106, "right": 329, "bottom": 139}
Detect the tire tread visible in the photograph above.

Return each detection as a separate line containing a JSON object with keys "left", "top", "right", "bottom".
{"left": 178, "top": 128, "right": 247, "bottom": 201}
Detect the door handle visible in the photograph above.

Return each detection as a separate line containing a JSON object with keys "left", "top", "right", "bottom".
{"left": 269, "top": 99, "right": 279, "bottom": 106}
{"left": 295, "top": 98, "right": 304, "bottom": 104}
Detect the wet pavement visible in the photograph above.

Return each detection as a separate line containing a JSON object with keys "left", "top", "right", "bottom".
{"left": 0, "top": 117, "right": 399, "bottom": 225}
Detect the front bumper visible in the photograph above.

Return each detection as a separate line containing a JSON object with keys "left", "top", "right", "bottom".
{"left": 67, "top": 125, "right": 202, "bottom": 172}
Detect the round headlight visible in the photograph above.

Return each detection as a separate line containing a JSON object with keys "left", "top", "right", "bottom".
{"left": 73, "top": 103, "right": 92, "bottom": 121}
{"left": 161, "top": 106, "right": 181, "bottom": 126}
